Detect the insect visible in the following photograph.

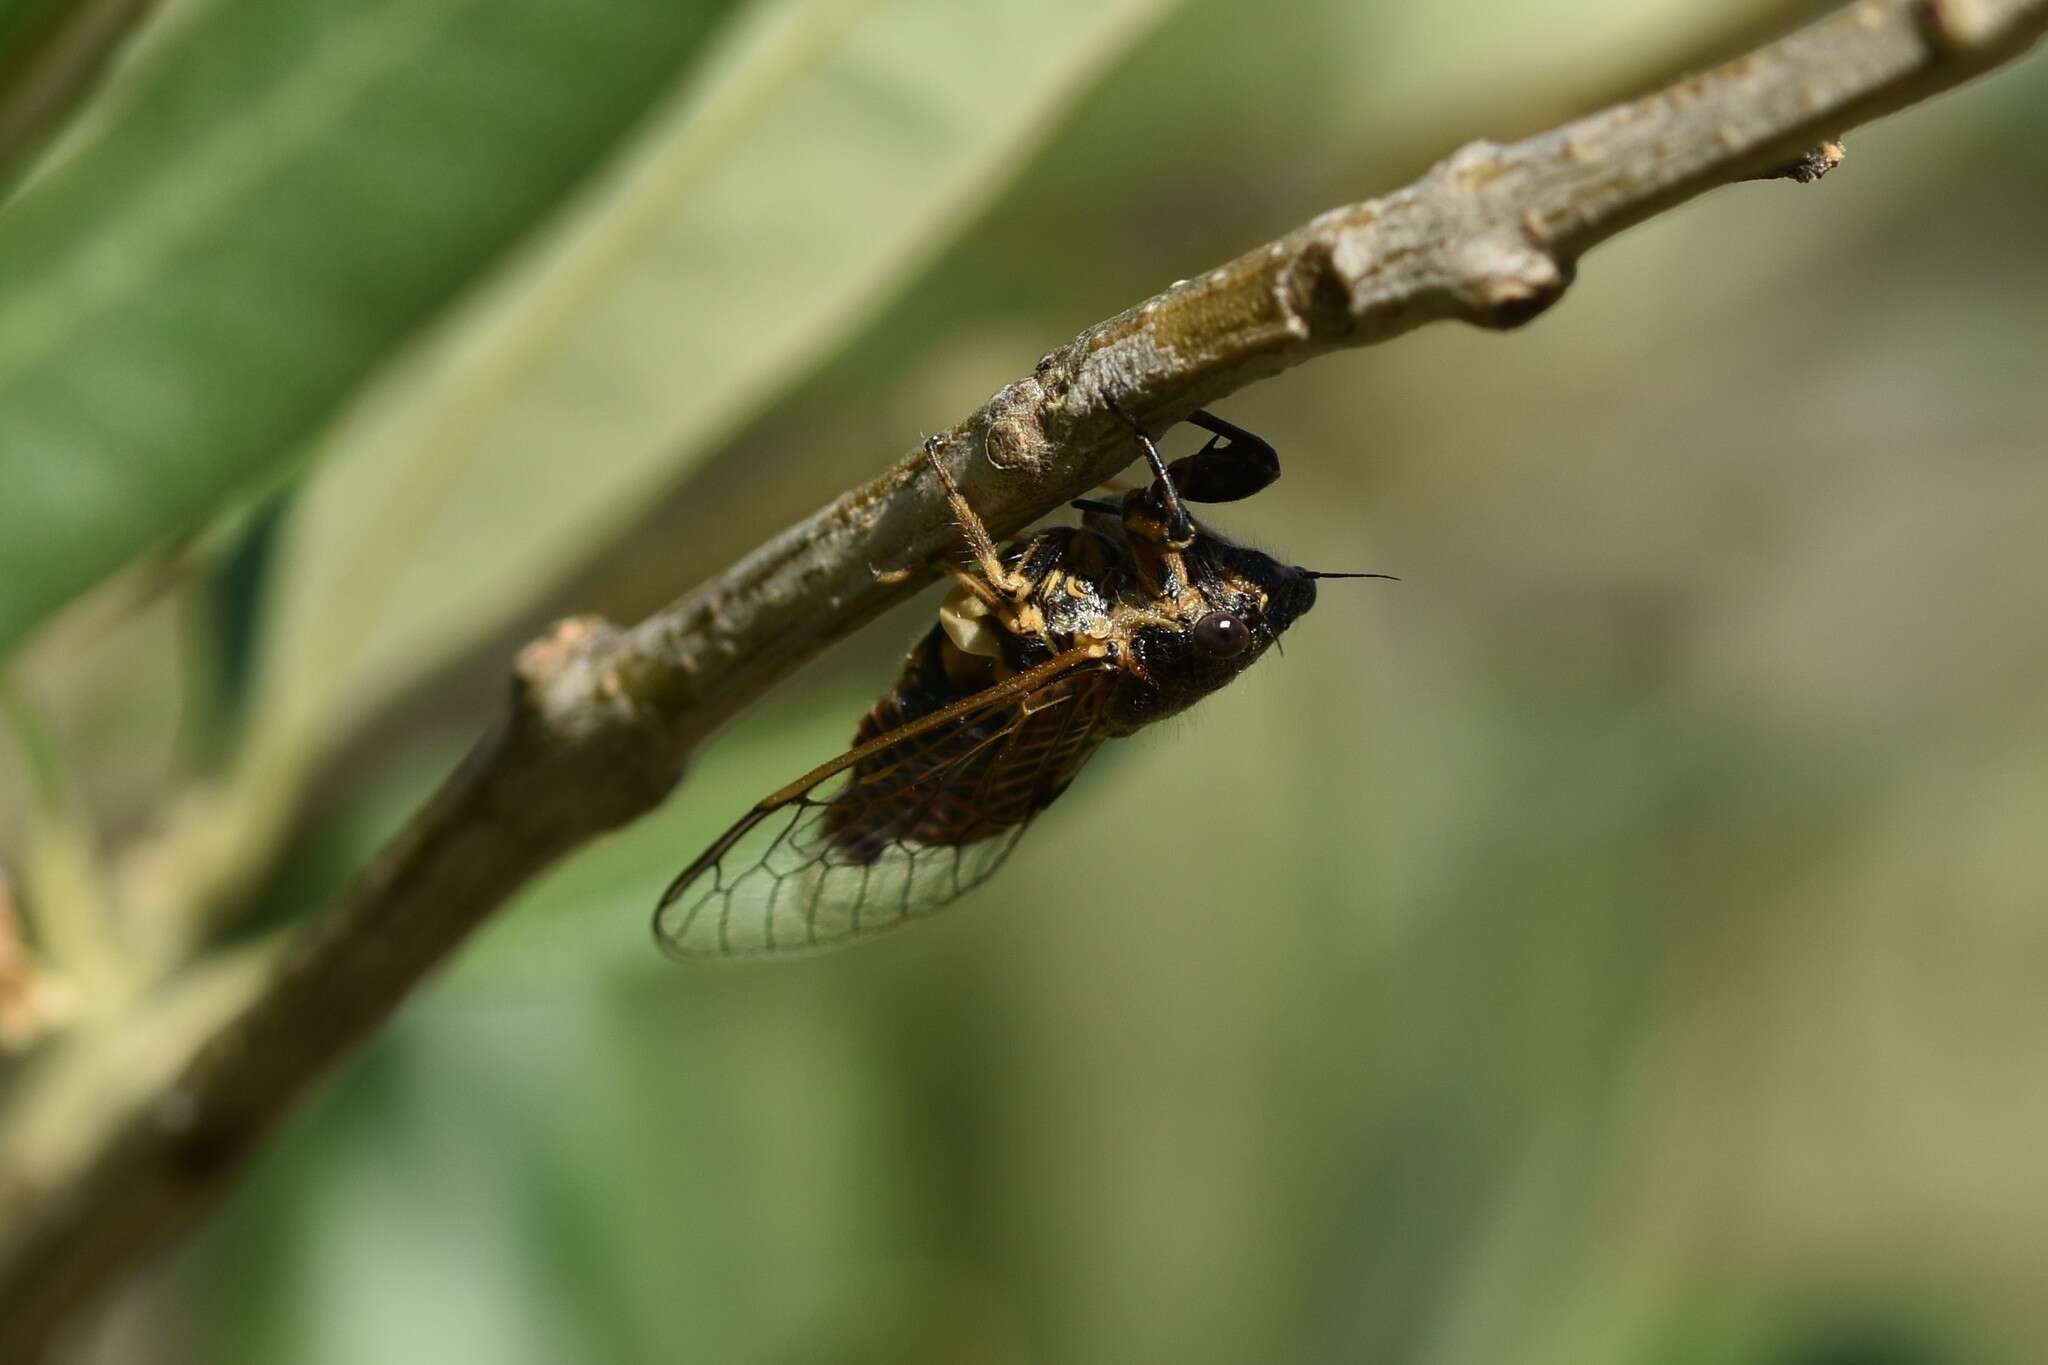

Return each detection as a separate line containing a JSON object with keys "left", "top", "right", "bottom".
{"left": 655, "top": 409, "right": 1388, "bottom": 960}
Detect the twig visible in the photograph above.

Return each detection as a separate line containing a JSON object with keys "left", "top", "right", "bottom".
{"left": 1749, "top": 138, "right": 1849, "bottom": 181}
{"left": 3, "top": 0, "right": 2044, "bottom": 1354}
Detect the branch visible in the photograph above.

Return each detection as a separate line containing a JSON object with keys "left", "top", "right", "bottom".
{"left": 4, "top": 0, "right": 2043, "bottom": 1352}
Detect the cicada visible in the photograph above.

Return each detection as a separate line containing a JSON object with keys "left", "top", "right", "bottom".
{"left": 656, "top": 409, "right": 1386, "bottom": 959}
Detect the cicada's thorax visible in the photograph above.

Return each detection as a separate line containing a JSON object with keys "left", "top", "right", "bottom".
{"left": 863, "top": 502, "right": 1322, "bottom": 743}
{"left": 823, "top": 527, "right": 1124, "bottom": 859}
{"left": 931, "top": 526, "right": 1124, "bottom": 685}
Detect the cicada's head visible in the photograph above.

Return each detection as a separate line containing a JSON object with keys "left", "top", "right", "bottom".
{"left": 1082, "top": 410, "right": 1391, "bottom": 734}
{"left": 1102, "top": 518, "right": 1326, "bottom": 733}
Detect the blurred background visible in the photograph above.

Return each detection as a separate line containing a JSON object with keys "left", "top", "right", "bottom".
{"left": 2, "top": 0, "right": 2045, "bottom": 1361}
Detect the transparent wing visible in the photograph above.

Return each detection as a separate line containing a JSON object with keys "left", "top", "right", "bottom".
{"left": 656, "top": 650, "right": 1115, "bottom": 960}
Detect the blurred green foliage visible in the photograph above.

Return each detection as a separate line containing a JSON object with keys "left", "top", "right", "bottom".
{"left": 0, "top": 0, "right": 750, "bottom": 656}
{"left": 3, "top": 0, "right": 2046, "bottom": 1362}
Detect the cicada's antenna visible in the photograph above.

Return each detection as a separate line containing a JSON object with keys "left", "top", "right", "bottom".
{"left": 1299, "top": 570, "right": 1399, "bottom": 580}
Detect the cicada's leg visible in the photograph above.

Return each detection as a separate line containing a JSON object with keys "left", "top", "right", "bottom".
{"left": 1106, "top": 400, "right": 1194, "bottom": 547}
{"left": 924, "top": 437, "right": 1036, "bottom": 609}
{"left": 1167, "top": 410, "right": 1281, "bottom": 505}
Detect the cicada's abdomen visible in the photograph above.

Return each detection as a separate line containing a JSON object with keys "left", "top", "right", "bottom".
{"left": 821, "top": 623, "right": 1108, "bottom": 863}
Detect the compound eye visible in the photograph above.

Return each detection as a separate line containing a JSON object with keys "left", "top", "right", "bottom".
{"left": 1193, "top": 609, "right": 1254, "bottom": 656}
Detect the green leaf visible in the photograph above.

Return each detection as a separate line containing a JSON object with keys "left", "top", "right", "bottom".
{"left": 228, "top": 0, "right": 1185, "bottom": 814}
{"left": 0, "top": 0, "right": 738, "bottom": 659}
{"left": 0, "top": 0, "right": 160, "bottom": 191}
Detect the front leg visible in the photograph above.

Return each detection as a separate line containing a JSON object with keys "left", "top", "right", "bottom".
{"left": 1106, "top": 399, "right": 1195, "bottom": 547}
{"left": 924, "top": 436, "right": 1036, "bottom": 605}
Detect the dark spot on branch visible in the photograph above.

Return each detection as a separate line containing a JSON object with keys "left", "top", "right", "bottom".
{"left": 1280, "top": 239, "right": 1354, "bottom": 341}
{"left": 158, "top": 1094, "right": 260, "bottom": 1185}
{"left": 1458, "top": 239, "right": 1571, "bottom": 331}
{"left": 1916, "top": 0, "right": 1980, "bottom": 56}
{"left": 1748, "top": 139, "right": 1846, "bottom": 183}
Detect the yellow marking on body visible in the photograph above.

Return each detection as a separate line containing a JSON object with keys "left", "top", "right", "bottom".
{"left": 939, "top": 585, "right": 1005, "bottom": 659}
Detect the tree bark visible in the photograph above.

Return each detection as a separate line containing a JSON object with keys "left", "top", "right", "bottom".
{"left": 3, "top": 0, "right": 2045, "bottom": 1355}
